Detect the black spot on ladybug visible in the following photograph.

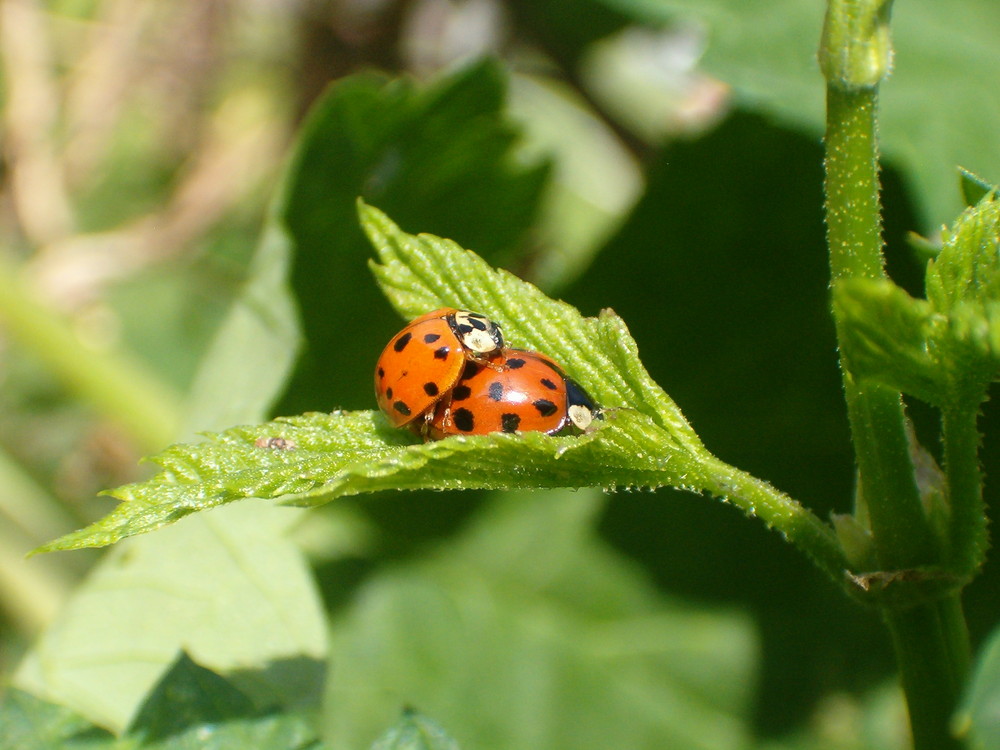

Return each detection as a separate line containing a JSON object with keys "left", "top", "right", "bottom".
{"left": 423, "top": 382, "right": 439, "bottom": 397}
{"left": 433, "top": 346, "right": 450, "bottom": 360}
{"left": 507, "top": 358, "right": 526, "bottom": 369}
{"left": 488, "top": 382, "right": 503, "bottom": 401}
{"left": 453, "top": 408, "right": 475, "bottom": 432}
{"left": 393, "top": 333, "right": 412, "bottom": 352}
{"left": 386, "top": 387, "right": 394, "bottom": 400}
{"left": 393, "top": 401, "right": 411, "bottom": 416}
{"left": 501, "top": 413, "right": 521, "bottom": 432}
{"left": 540, "top": 378, "right": 557, "bottom": 390}
{"left": 378, "top": 367, "right": 385, "bottom": 379}
{"left": 467, "top": 317, "right": 487, "bottom": 330}
{"left": 452, "top": 385, "right": 472, "bottom": 400}
{"left": 456, "top": 324, "right": 472, "bottom": 334}
{"left": 423, "top": 333, "right": 441, "bottom": 344}
{"left": 533, "top": 399, "right": 558, "bottom": 417}
{"left": 462, "top": 361, "right": 481, "bottom": 379}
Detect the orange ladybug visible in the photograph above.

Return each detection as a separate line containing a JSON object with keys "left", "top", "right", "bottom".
{"left": 375, "top": 308, "right": 504, "bottom": 427}
{"left": 422, "top": 349, "right": 598, "bottom": 440}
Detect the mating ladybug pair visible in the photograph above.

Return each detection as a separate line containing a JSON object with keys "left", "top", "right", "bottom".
{"left": 375, "top": 308, "right": 599, "bottom": 440}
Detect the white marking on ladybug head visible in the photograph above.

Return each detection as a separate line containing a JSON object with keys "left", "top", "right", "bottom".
{"left": 452, "top": 310, "right": 503, "bottom": 354}
{"left": 567, "top": 403, "right": 594, "bottom": 431}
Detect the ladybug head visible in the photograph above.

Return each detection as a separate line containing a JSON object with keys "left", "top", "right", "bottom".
{"left": 451, "top": 310, "right": 504, "bottom": 355}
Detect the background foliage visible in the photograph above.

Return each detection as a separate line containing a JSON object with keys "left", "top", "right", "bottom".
{"left": 2, "top": 0, "right": 999, "bottom": 748}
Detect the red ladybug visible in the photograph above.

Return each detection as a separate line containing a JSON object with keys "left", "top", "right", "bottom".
{"left": 375, "top": 308, "right": 504, "bottom": 427}
{"left": 422, "top": 349, "right": 598, "bottom": 440}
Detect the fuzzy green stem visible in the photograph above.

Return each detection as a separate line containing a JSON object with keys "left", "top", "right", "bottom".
{"left": 820, "top": 4, "right": 972, "bottom": 748}
{"left": 700, "top": 457, "right": 849, "bottom": 586}
{"left": 824, "top": 88, "right": 883, "bottom": 281}
{"left": 941, "top": 396, "right": 987, "bottom": 574}
{"left": 883, "top": 596, "right": 970, "bottom": 750}
{"left": 825, "top": 86, "right": 935, "bottom": 570}
{"left": 0, "top": 254, "right": 180, "bottom": 451}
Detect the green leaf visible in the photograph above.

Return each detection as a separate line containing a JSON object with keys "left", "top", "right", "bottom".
{"left": 37, "top": 206, "right": 846, "bottom": 587}
{"left": 371, "top": 709, "right": 461, "bottom": 750}
{"left": 33, "top": 409, "right": 700, "bottom": 552}
{"left": 3, "top": 655, "right": 323, "bottom": 750}
{"left": 36, "top": 204, "right": 712, "bottom": 552}
{"left": 277, "top": 59, "right": 550, "bottom": 416}
{"left": 832, "top": 278, "right": 947, "bottom": 404}
{"left": 836, "top": 194, "right": 1000, "bottom": 403}
{"left": 959, "top": 167, "right": 999, "bottom": 208}
{"left": 17, "top": 144, "right": 326, "bottom": 733}
{"left": 588, "top": 0, "right": 1000, "bottom": 228}
{"left": 925, "top": 193, "right": 1000, "bottom": 391}
{"left": 362, "top": 201, "right": 697, "bottom": 441}
{"left": 125, "top": 652, "right": 320, "bottom": 750}
{"left": 17, "top": 501, "right": 327, "bottom": 730}
{"left": 0, "top": 689, "right": 114, "bottom": 750}
{"left": 926, "top": 194, "right": 1000, "bottom": 316}
{"left": 127, "top": 652, "right": 256, "bottom": 741}
{"left": 324, "top": 490, "right": 758, "bottom": 750}
{"left": 177, "top": 219, "right": 301, "bottom": 437}
{"left": 956, "top": 624, "right": 1000, "bottom": 750}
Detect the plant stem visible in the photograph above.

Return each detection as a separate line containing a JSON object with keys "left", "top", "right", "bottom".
{"left": 824, "top": 87, "right": 883, "bottom": 282}
{"left": 821, "top": 3, "right": 971, "bottom": 747}
{"left": 700, "top": 457, "right": 849, "bottom": 586}
{"left": 941, "top": 395, "right": 987, "bottom": 574}
{"left": 825, "top": 86, "right": 935, "bottom": 570}
{"left": 883, "top": 595, "right": 970, "bottom": 750}
{"left": 0, "top": 253, "right": 180, "bottom": 452}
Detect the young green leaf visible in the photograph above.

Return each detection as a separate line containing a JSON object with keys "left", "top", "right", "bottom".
{"left": 927, "top": 193, "right": 1000, "bottom": 317}
{"left": 39, "top": 207, "right": 847, "bottom": 588}
{"left": 127, "top": 652, "right": 257, "bottom": 742}
{"left": 35, "top": 409, "right": 711, "bottom": 552}
{"left": 126, "top": 652, "right": 320, "bottom": 750}
{"left": 836, "top": 195, "right": 1000, "bottom": 405}
{"left": 371, "top": 709, "right": 461, "bottom": 750}
{"left": 925, "top": 193, "right": 1000, "bottom": 394}
{"left": 363, "top": 200, "right": 697, "bottom": 442}
{"left": 832, "top": 278, "right": 948, "bottom": 404}
{"left": 958, "top": 167, "right": 998, "bottom": 208}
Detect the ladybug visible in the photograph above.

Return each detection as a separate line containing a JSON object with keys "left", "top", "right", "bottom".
{"left": 422, "top": 349, "right": 599, "bottom": 440}
{"left": 375, "top": 308, "right": 504, "bottom": 427}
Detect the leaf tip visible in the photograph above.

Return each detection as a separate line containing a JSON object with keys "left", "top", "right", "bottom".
{"left": 958, "top": 166, "right": 998, "bottom": 208}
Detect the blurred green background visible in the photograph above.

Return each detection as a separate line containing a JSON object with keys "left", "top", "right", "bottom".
{"left": 2, "top": 1, "right": 999, "bottom": 748}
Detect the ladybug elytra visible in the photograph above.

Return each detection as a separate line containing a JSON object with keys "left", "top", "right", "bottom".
{"left": 374, "top": 308, "right": 504, "bottom": 427}
{"left": 422, "top": 349, "right": 598, "bottom": 440}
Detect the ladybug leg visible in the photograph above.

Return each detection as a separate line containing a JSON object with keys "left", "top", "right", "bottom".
{"left": 436, "top": 397, "right": 455, "bottom": 431}
{"left": 417, "top": 395, "right": 454, "bottom": 442}
{"left": 414, "top": 407, "right": 436, "bottom": 442}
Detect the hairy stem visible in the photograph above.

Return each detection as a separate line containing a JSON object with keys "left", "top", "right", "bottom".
{"left": 941, "top": 395, "right": 987, "bottom": 574}
{"left": 825, "top": 86, "right": 935, "bottom": 570}
{"left": 700, "top": 457, "right": 849, "bottom": 586}
{"left": 821, "top": 2, "right": 970, "bottom": 747}
{"left": 883, "top": 596, "right": 969, "bottom": 750}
